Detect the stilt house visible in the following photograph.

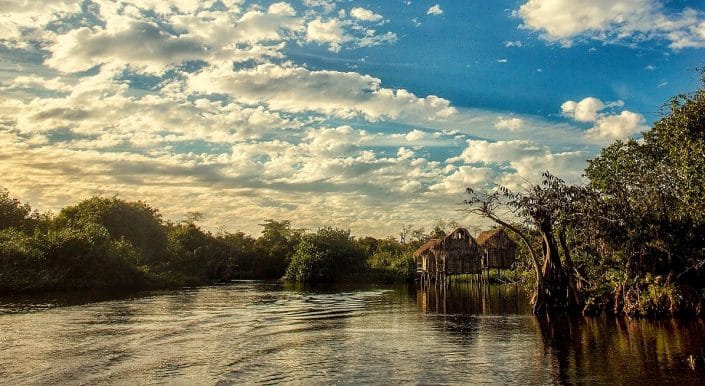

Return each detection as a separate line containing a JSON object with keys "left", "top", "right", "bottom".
{"left": 413, "top": 228, "right": 482, "bottom": 278}
{"left": 476, "top": 228, "right": 518, "bottom": 269}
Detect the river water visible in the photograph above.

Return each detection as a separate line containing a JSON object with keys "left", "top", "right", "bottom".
{"left": 0, "top": 282, "right": 703, "bottom": 384}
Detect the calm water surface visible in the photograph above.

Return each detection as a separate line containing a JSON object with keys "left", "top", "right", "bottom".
{"left": 1, "top": 282, "right": 704, "bottom": 384}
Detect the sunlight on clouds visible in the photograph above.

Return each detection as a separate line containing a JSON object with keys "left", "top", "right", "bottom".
{"left": 306, "top": 18, "right": 348, "bottom": 52}
{"left": 187, "top": 62, "right": 456, "bottom": 121}
{"left": 350, "top": 7, "right": 383, "bottom": 22}
{"left": 518, "top": 0, "right": 705, "bottom": 48}
{"left": 0, "top": 0, "right": 615, "bottom": 237}
{"left": 561, "top": 97, "right": 647, "bottom": 142}
{"left": 495, "top": 117, "right": 524, "bottom": 131}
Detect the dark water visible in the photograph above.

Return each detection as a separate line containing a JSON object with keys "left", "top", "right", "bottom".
{"left": 0, "top": 282, "right": 704, "bottom": 384}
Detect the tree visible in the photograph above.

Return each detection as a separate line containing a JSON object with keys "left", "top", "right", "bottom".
{"left": 584, "top": 72, "right": 705, "bottom": 313}
{"left": 285, "top": 227, "right": 365, "bottom": 282}
{"left": 255, "top": 219, "right": 303, "bottom": 278}
{"left": 0, "top": 189, "right": 47, "bottom": 233}
{"left": 55, "top": 197, "right": 167, "bottom": 264}
{"left": 466, "top": 172, "right": 587, "bottom": 314}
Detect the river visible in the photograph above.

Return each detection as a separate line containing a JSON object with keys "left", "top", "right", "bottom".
{"left": 0, "top": 282, "right": 703, "bottom": 384}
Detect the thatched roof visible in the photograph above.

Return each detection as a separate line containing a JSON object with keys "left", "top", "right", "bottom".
{"left": 476, "top": 228, "right": 504, "bottom": 246}
{"left": 476, "top": 228, "right": 518, "bottom": 269}
{"left": 439, "top": 228, "right": 473, "bottom": 247}
{"left": 413, "top": 239, "right": 440, "bottom": 257}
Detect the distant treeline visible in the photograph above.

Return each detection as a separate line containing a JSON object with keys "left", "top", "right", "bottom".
{"left": 0, "top": 192, "right": 456, "bottom": 292}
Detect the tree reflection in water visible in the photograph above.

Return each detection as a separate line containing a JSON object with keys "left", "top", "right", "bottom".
{"left": 416, "top": 283, "right": 705, "bottom": 384}
{"left": 536, "top": 313, "right": 705, "bottom": 384}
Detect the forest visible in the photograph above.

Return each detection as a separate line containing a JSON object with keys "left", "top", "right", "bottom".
{"left": 1, "top": 76, "right": 704, "bottom": 318}
{"left": 0, "top": 191, "right": 432, "bottom": 292}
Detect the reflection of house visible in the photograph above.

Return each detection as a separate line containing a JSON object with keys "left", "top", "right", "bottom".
{"left": 476, "top": 228, "right": 518, "bottom": 269}
{"left": 414, "top": 228, "right": 482, "bottom": 282}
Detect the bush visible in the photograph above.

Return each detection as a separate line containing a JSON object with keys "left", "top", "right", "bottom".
{"left": 0, "top": 228, "right": 46, "bottom": 291}
{"left": 285, "top": 227, "right": 365, "bottom": 282}
{"left": 41, "top": 223, "right": 144, "bottom": 289}
{"left": 54, "top": 196, "right": 167, "bottom": 264}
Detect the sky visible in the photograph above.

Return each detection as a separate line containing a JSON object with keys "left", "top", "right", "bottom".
{"left": 0, "top": 0, "right": 704, "bottom": 237}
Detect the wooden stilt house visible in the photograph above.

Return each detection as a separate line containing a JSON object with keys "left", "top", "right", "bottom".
{"left": 414, "top": 228, "right": 482, "bottom": 281}
{"left": 476, "top": 228, "right": 518, "bottom": 269}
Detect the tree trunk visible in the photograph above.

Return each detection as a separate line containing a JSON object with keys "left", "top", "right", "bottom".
{"left": 558, "top": 226, "right": 583, "bottom": 308}
{"left": 533, "top": 223, "right": 577, "bottom": 315}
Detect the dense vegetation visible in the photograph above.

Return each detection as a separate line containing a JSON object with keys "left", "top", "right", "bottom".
{"left": 466, "top": 74, "right": 705, "bottom": 317}
{"left": 0, "top": 191, "right": 433, "bottom": 292}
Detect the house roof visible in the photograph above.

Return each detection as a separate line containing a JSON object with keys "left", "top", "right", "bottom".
{"left": 476, "top": 228, "right": 505, "bottom": 245}
{"left": 412, "top": 239, "right": 440, "bottom": 257}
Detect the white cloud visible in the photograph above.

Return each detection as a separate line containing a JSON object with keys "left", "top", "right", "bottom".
{"left": 350, "top": 7, "right": 384, "bottom": 22}
{"left": 405, "top": 129, "right": 427, "bottom": 141}
{"left": 187, "top": 62, "right": 457, "bottom": 121}
{"left": 584, "top": 111, "right": 647, "bottom": 142}
{"left": 517, "top": 0, "right": 705, "bottom": 49}
{"left": 302, "top": 0, "right": 337, "bottom": 13}
{"left": 561, "top": 97, "right": 648, "bottom": 142}
{"left": 0, "top": 0, "right": 82, "bottom": 45}
{"left": 427, "top": 4, "right": 444, "bottom": 16}
{"left": 268, "top": 2, "right": 297, "bottom": 16}
{"left": 429, "top": 166, "right": 495, "bottom": 193}
{"left": 505, "top": 40, "right": 522, "bottom": 47}
{"left": 306, "top": 18, "right": 348, "bottom": 52}
{"left": 44, "top": 6, "right": 304, "bottom": 73}
{"left": 448, "top": 139, "right": 547, "bottom": 164}
{"left": 561, "top": 97, "right": 605, "bottom": 122}
{"left": 495, "top": 117, "right": 524, "bottom": 131}
{"left": 497, "top": 58, "right": 508, "bottom": 63}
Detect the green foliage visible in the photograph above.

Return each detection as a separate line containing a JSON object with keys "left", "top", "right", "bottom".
{"left": 0, "top": 189, "right": 49, "bottom": 233}
{"left": 285, "top": 227, "right": 365, "bottom": 282}
{"left": 585, "top": 74, "right": 705, "bottom": 289}
{"left": 165, "top": 222, "right": 212, "bottom": 279}
{"left": 215, "top": 231, "right": 263, "bottom": 279}
{"left": 40, "top": 223, "right": 144, "bottom": 289}
{"left": 0, "top": 228, "right": 46, "bottom": 291}
{"left": 55, "top": 196, "right": 167, "bottom": 264}
{"left": 366, "top": 237, "right": 416, "bottom": 281}
{"left": 255, "top": 219, "right": 303, "bottom": 278}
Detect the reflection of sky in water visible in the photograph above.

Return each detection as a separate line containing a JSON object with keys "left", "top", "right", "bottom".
{"left": 0, "top": 282, "right": 703, "bottom": 384}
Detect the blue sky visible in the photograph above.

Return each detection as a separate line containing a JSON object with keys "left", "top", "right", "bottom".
{"left": 0, "top": 0, "right": 704, "bottom": 236}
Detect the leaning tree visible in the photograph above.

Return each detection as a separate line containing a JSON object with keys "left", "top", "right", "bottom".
{"left": 465, "top": 172, "right": 592, "bottom": 314}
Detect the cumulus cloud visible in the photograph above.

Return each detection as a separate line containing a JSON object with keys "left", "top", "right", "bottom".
{"left": 427, "top": 5, "right": 444, "bottom": 16}
{"left": 350, "top": 7, "right": 384, "bottom": 22}
{"left": 429, "top": 166, "right": 495, "bottom": 193}
{"left": 306, "top": 18, "right": 348, "bottom": 52}
{"left": 302, "top": 0, "right": 337, "bottom": 13}
{"left": 517, "top": 0, "right": 705, "bottom": 49}
{"left": 494, "top": 117, "right": 525, "bottom": 131}
{"left": 561, "top": 97, "right": 605, "bottom": 122}
{"left": 0, "top": 0, "right": 82, "bottom": 45}
{"left": 561, "top": 97, "right": 647, "bottom": 142}
{"left": 404, "top": 129, "right": 427, "bottom": 142}
{"left": 187, "top": 62, "right": 456, "bottom": 121}
{"left": 448, "top": 139, "right": 546, "bottom": 164}
{"left": 446, "top": 138, "right": 590, "bottom": 189}
{"left": 584, "top": 111, "right": 647, "bottom": 142}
